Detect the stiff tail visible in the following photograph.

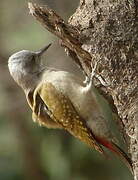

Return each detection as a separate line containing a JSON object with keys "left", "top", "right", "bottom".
{"left": 95, "top": 135, "right": 133, "bottom": 174}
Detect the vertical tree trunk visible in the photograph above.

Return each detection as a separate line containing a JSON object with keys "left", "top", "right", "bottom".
{"left": 69, "top": 0, "right": 138, "bottom": 179}
{"left": 28, "top": 0, "right": 137, "bottom": 179}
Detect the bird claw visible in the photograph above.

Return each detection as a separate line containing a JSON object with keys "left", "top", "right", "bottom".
{"left": 90, "top": 60, "right": 99, "bottom": 83}
{"left": 89, "top": 60, "right": 109, "bottom": 87}
{"left": 83, "top": 75, "right": 90, "bottom": 85}
{"left": 83, "top": 58, "right": 109, "bottom": 88}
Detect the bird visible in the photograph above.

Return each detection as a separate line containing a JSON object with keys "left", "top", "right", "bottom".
{"left": 8, "top": 43, "right": 132, "bottom": 172}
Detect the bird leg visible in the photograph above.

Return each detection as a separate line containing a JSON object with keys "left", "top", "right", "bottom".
{"left": 89, "top": 60, "right": 109, "bottom": 88}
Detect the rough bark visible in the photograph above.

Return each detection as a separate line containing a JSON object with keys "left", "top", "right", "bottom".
{"left": 69, "top": 1, "right": 138, "bottom": 179}
{"left": 28, "top": 1, "right": 138, "bottom": 179}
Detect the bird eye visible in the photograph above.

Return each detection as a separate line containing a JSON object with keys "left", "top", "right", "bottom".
{"left": 31, "top": 56, "right": 35, "bottom": 62}
{"left": 24, "top": 55, "right": 35, "bottom": 68}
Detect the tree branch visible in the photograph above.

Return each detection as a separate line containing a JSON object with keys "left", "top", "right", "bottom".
{"left": 28, "top": 2, "right": 92, "bottom": 74}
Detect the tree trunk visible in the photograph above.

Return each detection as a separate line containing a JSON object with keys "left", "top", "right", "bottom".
{"left": 29, "top": 0, "right": 138, "bottom": 179}
{"left": 69, "top": 0, "right": 138, "bottom": 179}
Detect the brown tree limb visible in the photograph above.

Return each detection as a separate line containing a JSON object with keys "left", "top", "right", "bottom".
{"left": 28, "top": 2, "right": 92, "bottom": 75}
{"left": 68, "top": 1, "right": 138, "bottom": 179}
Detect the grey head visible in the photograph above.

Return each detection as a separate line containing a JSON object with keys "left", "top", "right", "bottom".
{"left": 8, "top": 43, "right": 51, "bottom": 92}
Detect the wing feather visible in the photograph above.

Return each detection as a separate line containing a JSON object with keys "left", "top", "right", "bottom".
{"left": 36, "top": 82, "right": 103, "bottom": 153}
{"left": 26, "top": 90, "right": 62, "bottom": 128}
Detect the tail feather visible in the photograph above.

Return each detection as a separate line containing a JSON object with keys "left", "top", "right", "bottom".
{"left": 95, "top": 135, "right": 133, "bottom": 174}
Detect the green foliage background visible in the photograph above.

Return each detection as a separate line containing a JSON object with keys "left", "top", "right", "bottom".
{"left": 0, "top": 0, "right": 133, "bottom": 179}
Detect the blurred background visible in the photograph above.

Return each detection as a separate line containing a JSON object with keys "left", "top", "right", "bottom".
{"left": 0, "top": 0, "right": 133, "bottom": 179}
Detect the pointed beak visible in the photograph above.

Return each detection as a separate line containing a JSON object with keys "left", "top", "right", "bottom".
{"left": 35, "top": 43, "right": 52, "bottom": 56}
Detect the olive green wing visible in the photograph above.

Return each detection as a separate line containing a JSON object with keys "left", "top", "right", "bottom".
{"left": 35, "top": 82, "right": 104, "bottom": 153}
{"left": 26, "top": 89, "right": 62, "bottom": 129}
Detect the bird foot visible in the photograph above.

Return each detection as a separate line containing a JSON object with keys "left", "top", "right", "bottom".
{"left": 89, "top": 60, "right": 109, "bottom": 87}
